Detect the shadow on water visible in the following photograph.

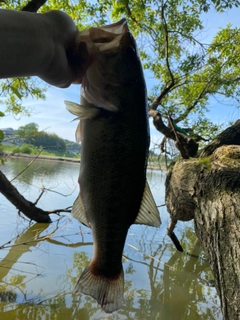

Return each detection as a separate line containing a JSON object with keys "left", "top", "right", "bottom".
{"left": 0, "top": 223, "right": 50, "bottom": 281}
{"left": 0, "top": 159, "right": 222, "bottom": 319}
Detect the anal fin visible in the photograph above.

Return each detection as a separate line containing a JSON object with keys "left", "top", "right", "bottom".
{"left": 134, "top": 180, "right": 161, "bottom": 227}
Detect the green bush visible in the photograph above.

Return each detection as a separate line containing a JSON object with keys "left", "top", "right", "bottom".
{"left": 12, "top": 144, "right": 36, "bottom": 154}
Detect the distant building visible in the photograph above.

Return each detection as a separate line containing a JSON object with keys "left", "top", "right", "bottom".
{"left": 1, "top": 128, "right": 14, "bottom": 137}
{"left": 0, "top": 128, "right": 22, "bottom": 146}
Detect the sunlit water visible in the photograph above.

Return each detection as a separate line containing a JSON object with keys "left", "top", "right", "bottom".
{"left": 0, "top": 158, "right": 222, "bottom": 320}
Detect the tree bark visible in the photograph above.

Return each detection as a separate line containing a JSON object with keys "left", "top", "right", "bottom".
{"left": 165, "top": 120, "right": 240, "bottom": 320}
{"left": 0, "top": 170, "right": 51, "bottom": 223}
{"left": 194, "top": 145, "right": 240, "bottom": 320}
{"left": 200, "top": 119, "right": 240, "bottom": 157}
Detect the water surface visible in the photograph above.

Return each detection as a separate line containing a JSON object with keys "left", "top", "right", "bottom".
{"left": 0, "top": 158, "right": 222, "bottom": 319}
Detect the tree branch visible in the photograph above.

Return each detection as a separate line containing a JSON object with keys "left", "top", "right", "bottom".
{"left": 22, "top": 0, "right": 47, "bottom": 12}
{"left": 0, "top": 170, "right": 51, "bottom": 222}
{"left": 11, "top": 147, "right": 43, "bottom": 182}
{"left": 150, "top": 3, "right": 176, "bottom": 110}
{"left": 169, "top": 116, "right": 189, "bottom": 159}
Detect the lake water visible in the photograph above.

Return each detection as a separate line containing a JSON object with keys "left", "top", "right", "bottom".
{"left": 0, "top": 158, "right": 222, "bottom": 320}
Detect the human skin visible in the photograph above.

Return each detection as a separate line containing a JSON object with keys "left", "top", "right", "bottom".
{"left": 0, "top": 9, "right": 82, "bottom": 88}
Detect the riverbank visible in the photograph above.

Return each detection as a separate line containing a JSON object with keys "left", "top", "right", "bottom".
{"left": 1, "top": 151, "right": 163, "bottom": 170}
{"left": 0, "top": 151, "right": 80, "bottom": 163}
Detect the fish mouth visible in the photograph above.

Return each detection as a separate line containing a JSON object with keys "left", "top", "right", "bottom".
{"left": 76, "top": 18, "right": 129, "bottom": 77}
{"left": 78, "top": 18, "right": 129, "bottom": 49}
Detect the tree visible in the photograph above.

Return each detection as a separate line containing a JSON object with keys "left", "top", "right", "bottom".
{"left": 1, "top": 1, "right": 240, "bottom": 317}
{"left": 101, "top": 0, "right": 239, "bottom": 154}
{"left": 14, "top": 122, "right": 39, "bottom": 144}
{"left": 165, "top": 120, "right": 240, "bottom": 319}
{"left": 13, "top": 122, "right": 67, "bottom": 151}
{"left": 33, "top": 132, "right": 66, "bottom": 151}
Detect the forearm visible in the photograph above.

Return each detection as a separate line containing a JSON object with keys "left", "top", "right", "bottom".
{"left": 0, "top": 9, "right": 53, "bottom": 79}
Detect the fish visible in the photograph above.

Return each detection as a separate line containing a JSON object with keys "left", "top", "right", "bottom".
{"left": 65, "top": 18, "right": 161, "bottom": 313}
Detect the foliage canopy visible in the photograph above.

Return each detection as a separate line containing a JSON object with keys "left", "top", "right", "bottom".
{"left": 14, "top": 122, "right": 67, "bottom": 151}
{"left": 1, "top": 0, "right": 240, "bottom": 149}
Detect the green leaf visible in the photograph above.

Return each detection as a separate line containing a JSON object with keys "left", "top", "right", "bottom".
{"left": 0, "top": 130, "right": 4, "bottom": 141}
{"left": 10, "top": 86, "right": 23, "bottom": 99}
{"left": 0, "top": 157, "right": 6, "bottom": 165}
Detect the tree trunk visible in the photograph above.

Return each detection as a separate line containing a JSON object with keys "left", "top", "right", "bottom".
{"left": 0, "top": 170, "right": 51, "bottom": 223}
{"left": 194, "top": 145, "right": 240, "bottom": 320}
{"left": 200, "top": 119, "right": 240, "bottom": 157}
{"left": 165, "top": 120, "right": 240, "bottom": 320}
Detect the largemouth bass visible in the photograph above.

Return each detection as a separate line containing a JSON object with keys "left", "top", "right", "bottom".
{"left": 65, "top": 18, "right": 161, "bottom": 313}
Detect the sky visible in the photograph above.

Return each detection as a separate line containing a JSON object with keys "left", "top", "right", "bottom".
{"left": 1, "top": 6, "right": 240, "bottom": 145}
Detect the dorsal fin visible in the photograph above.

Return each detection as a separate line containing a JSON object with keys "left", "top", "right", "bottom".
{"left": 134, "top": 180, "right": 161, "bottom": 227}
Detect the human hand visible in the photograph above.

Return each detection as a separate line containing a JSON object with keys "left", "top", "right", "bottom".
{"left": 38, "top": 10, "right": 81, "bottom": 88}
{"left": 0, "top": 9, "right": 90, "bottom": 88}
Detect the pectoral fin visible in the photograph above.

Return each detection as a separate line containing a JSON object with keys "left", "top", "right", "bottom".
{"left": 65, "top": 100, "right": 100, "bottom": 143}
{"left": 134, "top": 180, "right": 161, "bottom": 227}
{"left": 64, "top": 100, "right": 100, "bottom": 120}
{"left": 71, "top": 194, "right": 90, "bottom": 228}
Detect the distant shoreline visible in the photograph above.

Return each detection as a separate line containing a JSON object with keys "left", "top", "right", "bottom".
{"left": 0, "top": 152, "right": 163, "bottom": 170}
{"left": 0, "top": 151, "right": 80, "bottom": 163}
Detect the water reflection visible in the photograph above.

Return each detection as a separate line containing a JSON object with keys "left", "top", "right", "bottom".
{"left": 0, "top": 222, "right": 221, "bottom": 319}
{"left": 0, "top": 158, "right": 222, "bottom": 319}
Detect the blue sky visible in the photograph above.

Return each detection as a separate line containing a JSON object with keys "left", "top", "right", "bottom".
{"left": 1, "top": 6, "right": 240, "bottom": 145}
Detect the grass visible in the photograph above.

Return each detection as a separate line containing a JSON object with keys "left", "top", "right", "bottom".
{"left": 0, "top": 144, "right": 80, "bottom": 159}
{"left": 1, "top": 144, "right": 165, "bottom": 166}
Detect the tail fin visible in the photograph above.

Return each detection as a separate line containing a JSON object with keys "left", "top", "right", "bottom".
{"left": 75, "top": 265, "right": 124, "bottom": 313}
